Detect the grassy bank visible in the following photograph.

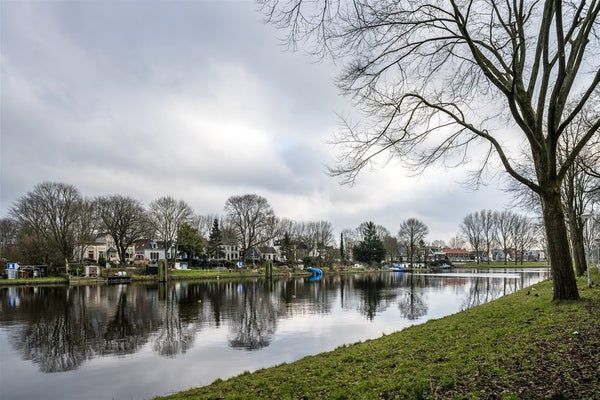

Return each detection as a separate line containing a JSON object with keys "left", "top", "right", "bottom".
{"left": 158, "top": 270, "right": 599, "bottom": 400}
{"left": 457, "top": 261, "right": 550, "bottom": 269}
{"left": 0, "top": 276, "right": 69, "bottom": 285}
{"left": 0, "top": 267, "right": 377, "bottom": 286}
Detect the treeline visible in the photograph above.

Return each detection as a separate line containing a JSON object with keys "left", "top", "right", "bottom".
{"left": 458, "top": 210, "right": 544, "bottom": 264}
{"left": 0, "top": 183, "right": 341, "bottom": 268}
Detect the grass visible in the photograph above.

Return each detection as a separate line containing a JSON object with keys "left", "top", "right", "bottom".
{"left": 0, "top": 276, "right": 68, "bottom": 285}
{"left": 457, "top": 261, "right": 550, "bottom": 269}
{"left": 157, "top": 269, "right": 599, "bottom": 400}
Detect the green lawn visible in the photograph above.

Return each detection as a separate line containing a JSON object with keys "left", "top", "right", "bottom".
{"left": 0, "top": 276, "right": 68, "bottom": 285}
{"left": 457, "top": 261, "right": 550, "bottom": 269}
{"left": 157, "top": 270, "right": 599, "bottom": 400}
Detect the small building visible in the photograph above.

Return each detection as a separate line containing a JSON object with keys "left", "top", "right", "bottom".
{"left": 134, "top": 240, "right": 172, "bottom": 261}
{"left": 84, "top": 265, "right": 100, "bottom": 277}
{"left": 259, "top": 246, "right": 278, "bottom": 261}
{"left": 442, "top": 247, "right": 470, "bottom": 262}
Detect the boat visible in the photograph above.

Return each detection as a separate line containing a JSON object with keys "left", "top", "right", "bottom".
{"left": 306, "top": 267, "right": 323, "bottom": 276}
{"left": 389, "top": 263, "right": 410, "bottom": 272}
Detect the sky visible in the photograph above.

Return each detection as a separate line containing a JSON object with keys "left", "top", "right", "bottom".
{"left": 0, "top": 0, "right": 518, "bottom": 242}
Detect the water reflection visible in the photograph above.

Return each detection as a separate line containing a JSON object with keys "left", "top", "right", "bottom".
{"left": 0, "top": 269, "right": 548, "bottom": 397}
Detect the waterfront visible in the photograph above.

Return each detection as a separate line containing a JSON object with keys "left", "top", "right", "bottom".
{"left": 0, "top": 269, "right": 549, "bottom": 400}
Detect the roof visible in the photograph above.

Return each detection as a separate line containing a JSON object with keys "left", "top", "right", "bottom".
{"left": 258, "top": 246, "right": 277, "bottom": 254}
{"left": 442, "top": 247, "right": 469, "bottom": 255}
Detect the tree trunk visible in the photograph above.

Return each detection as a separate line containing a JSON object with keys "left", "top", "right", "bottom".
{"left": 567, "top": 216, "right": 587, "bottom": 276}
{"left": 541, "top": 191, "right": 579, "bottom": 300}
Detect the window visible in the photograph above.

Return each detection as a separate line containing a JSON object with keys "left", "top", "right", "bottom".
{"left": 151, "top": 252, "right": 159, "bottom": 260}
{"left": 88, "top": 251, "right": 94, "bottom": 259}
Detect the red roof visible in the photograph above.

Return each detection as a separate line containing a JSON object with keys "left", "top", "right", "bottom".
{"left": 442, "top": 247, "right": 469, "bottom": 255}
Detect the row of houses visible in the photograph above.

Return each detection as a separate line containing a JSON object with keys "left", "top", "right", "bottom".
{"left": 75, "top": 234, "right": 327, "bottom": 265}
{"left": 77, "top": 234, "right": 547, "bottom": 265}
{"left": 426, "top": 247, "right": 546, "bottom": 262}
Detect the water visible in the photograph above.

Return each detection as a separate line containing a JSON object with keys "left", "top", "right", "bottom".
{"left": 0, "top": 268, "right": 549, "bottom": 400}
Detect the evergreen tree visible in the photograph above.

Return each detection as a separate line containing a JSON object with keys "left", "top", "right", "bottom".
{"left": 207, "top": 219, "right": 224, "bottom": 259}
{"left": 339, "top": 232, "right": 345, "bottom": 264}
{"left": 178, "top": 223, "right": 204, "bottom": 263}
{"left": 352, "top": 221, "right": 386, "bottom": 264}
{"left": 280, "top": 232, "right": 294, "bottom": 266}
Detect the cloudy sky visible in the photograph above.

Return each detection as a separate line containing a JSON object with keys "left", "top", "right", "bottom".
{"left": 0, "top": 1, "right": 517, "bottom": 241}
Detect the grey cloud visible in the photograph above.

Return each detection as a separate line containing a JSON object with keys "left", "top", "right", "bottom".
{"left": 1, "top": 0, "right": 517, "bottom": 240}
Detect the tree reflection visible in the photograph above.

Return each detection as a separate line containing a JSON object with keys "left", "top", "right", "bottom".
{"left": 228, "top": 284, "right": 278, "bottom": 350}
{"left": 353, "top": 274, "right": 397, "bottom": 320}
{"left": 9, "top": 287, "right": 105, "bottom": 372}
{"left": 153, "top": 284, "right": 197, "bottom": 358}
{"left": 397, "top": 274, "right": 428, "bottom": 320}
{"left": 103, "top": 289, "right": 161, "bottom": 355}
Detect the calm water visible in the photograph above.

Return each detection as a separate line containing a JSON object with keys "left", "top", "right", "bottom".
{"left": 0, "top": 268, "right": 549, "bottom": 400}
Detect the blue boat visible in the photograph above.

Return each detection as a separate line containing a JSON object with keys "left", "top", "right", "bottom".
{"left": 307, "top": 266, "right": 323, "bottom": 276}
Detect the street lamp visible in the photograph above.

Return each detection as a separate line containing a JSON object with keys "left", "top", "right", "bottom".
{"left": 581, "top": 213, "right": 593, "bottom": 288}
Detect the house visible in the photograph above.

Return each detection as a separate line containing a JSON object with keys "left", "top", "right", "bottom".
{"left": 134, "top": 240, "right": 172, "bottom": 261}
{"left": 258, "top": 246, "right": 279, "bottom": 261}
{"left": 426, "top": 247, "right": 447, "bottom": 261}
{"left": 244, "top": 247, "right": 262, "bottom": 263}
{"left": 441, "top": 247, "right": 470, "bottom": 262}
{"left": 77, "top": 234, "right": 135, "bottom": 264}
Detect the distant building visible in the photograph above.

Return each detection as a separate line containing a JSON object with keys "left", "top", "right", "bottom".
{"left": 76, "top": 234, "right": 135, "bottom": 263}
{"left": 134, "top": 239, "right": 173, "bottom": 261}
{"left": 441, "top": 247, "right": 470, "bottom": 262}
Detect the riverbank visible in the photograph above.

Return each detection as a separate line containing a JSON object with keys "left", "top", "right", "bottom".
{"left": 157, "top": 270, "right": 599, "bottom": 400}
{"left": 0, "top": 266, "right": 376, "bottom": 286}
{"left": 456, "top": 261, "right": 550, "bottom": 268}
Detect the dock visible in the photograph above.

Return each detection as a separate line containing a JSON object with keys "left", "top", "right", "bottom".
{"left": 107, "top": 275, "right": 132, "bottom": 284}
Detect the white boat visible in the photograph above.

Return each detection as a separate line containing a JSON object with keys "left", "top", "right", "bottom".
{"left": 389, "top": 263, "right": 410, "bottom": 272}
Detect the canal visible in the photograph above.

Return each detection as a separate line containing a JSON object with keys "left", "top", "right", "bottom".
{"left": 0, "top": 268, "right": 549, "bottom": 400}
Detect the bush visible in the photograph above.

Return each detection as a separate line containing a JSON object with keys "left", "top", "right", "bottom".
{"left": 98, "top": 256, "right": 106, "bottom": 267}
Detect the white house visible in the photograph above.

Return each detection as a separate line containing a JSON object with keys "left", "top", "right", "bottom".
{"left": 134, "top": 240, "right": 172, "bottom": 261}
{"left": 77, "top": 234, "right": 135, "bottom": 264}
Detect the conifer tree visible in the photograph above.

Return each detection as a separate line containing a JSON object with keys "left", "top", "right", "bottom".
{"left": 207, "top": 219, "right": 224, "bottom": 259}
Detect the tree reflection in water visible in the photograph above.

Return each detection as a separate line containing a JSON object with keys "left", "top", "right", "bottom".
{"left": 228, "top": 282, "right": 278, "bottom": 350}
{"left": 397, "top": 274, "right": 428, "bottom": 320}
{"left": 153, "top": 284, "right": 197, "bottom": 358}
{"left": 353, "top": 274, "right": 397, "bottom": 320}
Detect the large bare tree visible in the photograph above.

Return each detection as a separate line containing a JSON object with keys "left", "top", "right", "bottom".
{"left": 148, "top": 196, "right": 194, "bottom": 261}
{"left": 224, "top": 194, "right": 276, "bottom": 259}
{"left": 398, "top": 218, "right": 429, "bottom": 266}
{"left": 96, "top": 195, "right": 150, "bottom": 265}
{"left": 10, "top": 182, "right": 82, "bottom": 267}
{"left": 460, "top": 212, "right": 484, "bottom": 263}
{"left": 73, "top": 198, "right": 100, "bottom": 263}
{"left": 262, "top": 0, "right": 600, "bottom": 299}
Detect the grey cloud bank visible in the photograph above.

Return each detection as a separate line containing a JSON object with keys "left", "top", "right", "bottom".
{"left": 1, "top": 1, "right": 513, "bottom": 241}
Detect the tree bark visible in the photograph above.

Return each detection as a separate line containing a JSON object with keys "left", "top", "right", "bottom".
{"left": 567, "top": 216, "right": 587, "bottom": 276}
{"left": 541, "top": 191, "right": 579, "bottom": 300}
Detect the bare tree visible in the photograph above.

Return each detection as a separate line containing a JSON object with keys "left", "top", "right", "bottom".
{"left": 306, "top": 220, "right": 334, "bottom": 251}
{"left": 224, "top": 194, "right": 276, "bottom": 260}
{"left": 495, "top": 210, "right": 518, "bottom": 264}
{"left": 383, "top": 235, "right": 399, "bottom": 262}
{"left": 481, "top": 210, "right": 496, "bottom": 264}
{"left": 398, "top": 218, "right": 429, "bottom": 267}
{"left": 448, "top": 235, "right": 465, "bottom": 249}
{"left": 10, "top": 182, "right": 82, "bottom": 266}
{"left": 513, "top": 216, "right": 538, "bottom": 264}
{"left": 74, "top": 198, "right": 100, "bottom": 263}
{"left": 96, "top": 195, "right": 150, "bottom": 265}
{"left": 0, "top": 218, "right": 19, "bottom": 247}
{"left": 460, "top": 212, "right": 484, "bottom": 263}
{"left": 148, "top": 196, "right": 194, "bottom": 262}
{"left": 262, "top": 0, "right": 600, "bottom": 299}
